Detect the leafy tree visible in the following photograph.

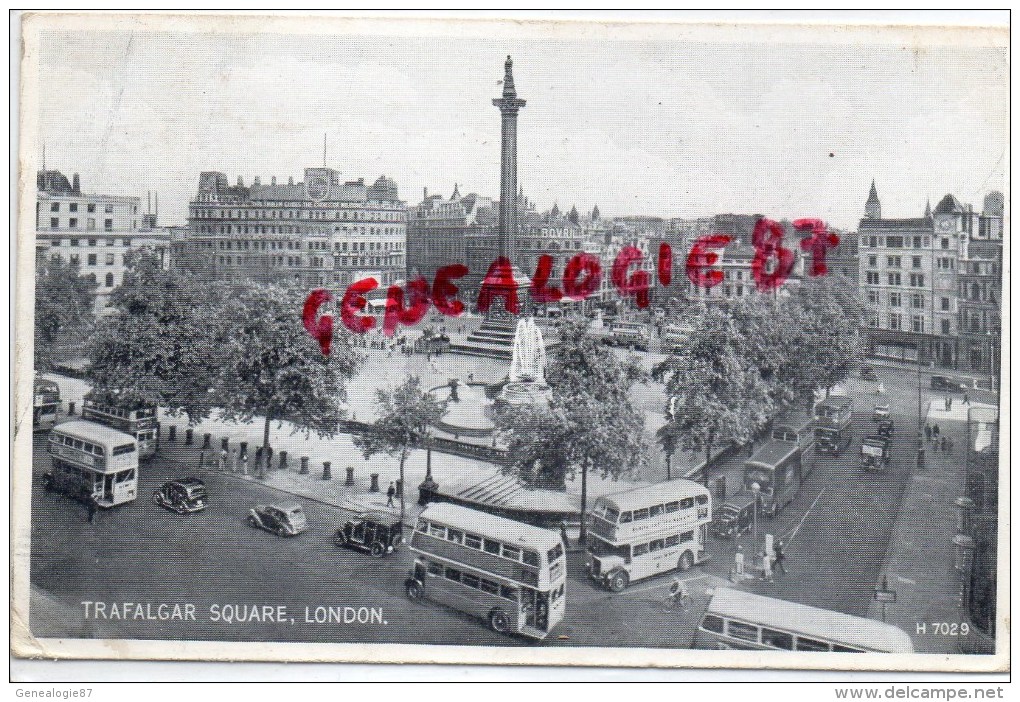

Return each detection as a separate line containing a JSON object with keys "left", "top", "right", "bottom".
{"left": 496, "top": 318, "right": 649, "bottom": 541}
{"left": 215, "top": 281, "right": 362, "bottom": 455}
{"left": 790, "top": 273, "right": 867, "bottom": 397}
{"left": 35, "top": 257, "right": 96, "bottom": 371}
{"left": 86, "top": 250, "right": 222, "bottom": 423}
{"left": 654, "top": 307, "right": 774, "bottom": 487}
{"left": 354, "top": 375, "right": 448, "bottom": 527}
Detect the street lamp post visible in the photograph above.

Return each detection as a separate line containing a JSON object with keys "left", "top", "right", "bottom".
{"left": 751, "top": 482, "right": 761, "bottom": 550}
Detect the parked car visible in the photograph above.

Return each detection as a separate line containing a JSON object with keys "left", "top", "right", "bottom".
{"left": 872, "top": 404, "right": 890, "bottom": 421}
{"left": 711, "top": 494, "right": 757, "bottom": 539}
{"left": 860, "top": 365, "right": 879, "bottom": 381}
{"left": 931, "top": 375, "right": 966, "bottom": 392}
{"left": 247, "top": 503, "right": 308, "bottom": 536}
{"left": 153, "top": 478, "right": 208, "bottom": 514}
{"left": 334, "top": 512, "right": 403, "bottom": 557}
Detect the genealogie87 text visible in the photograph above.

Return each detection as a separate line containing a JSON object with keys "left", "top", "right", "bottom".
{"left": 302, "top": 217, "right": 840, "bottom": 354}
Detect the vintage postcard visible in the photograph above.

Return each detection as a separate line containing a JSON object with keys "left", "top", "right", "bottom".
{"left": 12, "top": 12, "right": 1008, "bottom": 673}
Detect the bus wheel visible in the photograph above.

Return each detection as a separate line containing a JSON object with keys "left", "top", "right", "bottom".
{"left": 678, "top": 550, "right": 695, "bottom": 572}
{"left": 405, "top": 580, "right": 423, "bottom": 602}
{"left": 608, "top": 570, "right": 629, "bottom": 593}
{"left": 370, "top": 542, "right": 385, "bottom": 558}
{"left": 489, "top": 608, "right": 511, "bottom": 634}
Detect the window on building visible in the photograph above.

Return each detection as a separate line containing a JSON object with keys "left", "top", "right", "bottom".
{"left": 887, "top": 273, "right": 901, "bottom": 286}
{"left": 104, "top": 219, "right": 113, "bottom": 231}
{"left": 105, "top": 204, "right": 114, "bottom": 214}
{"left": 105, "top": 273, "right": 114, "bottom": 287}
{"left": 941, "top": 297, "right": 950, "bottom": 311}
{"left": 866, "top": 272, "right": 880, "bottom": 285}
{"left": 87, "top": 253, "right": 97, "bottom": 265}
{"left": 886, "top": 256, "right": 901, "bottom": 268}
{"left": 105, "top": 253, "right": 115, "bottom": 265}
{"left": 867, "top": 289, "right": 878, "bottom": 305}
{"left": 889, "top": 313, "right": 902, "bottom": 331}
{"left": 50, "top": 202, "right": 59, "bottom": 212}
{"left": 911, "top": 294, "right": 923, "bottom": 309}
{"left": 889, "top": 292, "right": 901, "bottom": 307}
{"left": 912, "top": 236, "right": 922, "bottom": 248}
{"left": 941, "top": 238, "right": 949, "bottom": 249}
{"left": 87, "top": 203, "right": 96, "bottom": 213}
{"left": 88, "top": 238, "right": 96, "bottom": 246}
{"left": 68, "top": 203, "right": 78, "bottom": 213}
{"left": 50, "top": 217, "right": 59, "bottom": 229}
{"left": 887, "top": 236, "right": 904, "bottom": 248}
{"left": 867, "top": 255, "right": 877, "bottom": 267}
{"left": 941, "top": 319, "right": 950, "bottom": 335}
{"left": 87, "top": 218, "right": 96, "bottom": 230}
{"left": 912, "top": 316, "right": 924, "bottom": 333}
{"left": 909, "top": 274, "right": 925, "bottom": 287}
{"left": 912, "top": 256, "right": 922, "bottom": 269}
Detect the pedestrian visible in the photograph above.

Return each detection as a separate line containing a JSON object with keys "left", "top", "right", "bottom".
{"left": 386, "top": 481, "right": 396, "bottom": 508}
{"left": 560, "top": 521, "right": 570, "bottom": 549}
{"left": 924, "top": 425, "right": 932, "bottom": 442}
{"left": 241, "top": 451, "right": 249, "bottom": 476}
{"left": 932, "top": 423, "right": 940, "bottom": 439}
{"left": 760, "top": 551, "right": 773, "bottom": 582}
{"left": 229, "top": 448, "right": 238, "bottom": 472}
{"left": 947, "top": 396, "right": 953, "bottom": 411}
{"left": 941, "top": 436, "right": 949, "bottom": 453}
{"left": 944, "top": 396, "right": 950, "bottom": 411}
{"left": 219, "top": 448, "right": 228, "bottom": 470}
{"left": 86, "top": 494, "right": 97, "bottom": 524}
{"left": 774, "top": 540, "right": 787, "bottom": 575}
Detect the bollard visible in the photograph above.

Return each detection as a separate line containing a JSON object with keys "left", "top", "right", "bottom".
{"left": 68, "top": 401, "right": 76, "bottom": 416}
{"left": 265, "top": 447, "right": 273, "bottom": 470}
{"left": 221, "top": 437, "right": 229, "bottom": 451}
{"left": 185, "top": 428, "right": 194, "bottom": 445}
{"left": 345, "top": 466, "right": 355, "bottom": 486}
{"left": 202, "top": 433, "right": 211, "bottom": 449}
{"left": 239, "top": 441, "right": 248, "bottom": 459}
{"left": 955, "top": 496, "right": 975, "bottom": 533}
{"left": 279, "top": 451, "right": 288, "bottom": 471}
{"left": 370, "top": 473, "right": 380, "bottom": 492}
{"left": 167, "top": 425, "right": 177, "bottom": 442}
{"left": 300, "top": 456, "right": 309, "bottom": 475}
{"left": 323, "top": 461, "right": 332, "bottom": 481}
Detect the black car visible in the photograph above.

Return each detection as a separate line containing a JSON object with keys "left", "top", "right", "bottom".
{"left": 248, "top": 503, "right": 308, "bottom": 536}
{"left": 334, "top": 512, "right": 403, "bottom": 557}
{"left": 153, "top": 478, "right": 208, "bottom": 514}
{"left": 877, "top": 418, "right": 894, "bottom": 438}
{"left": 860, "top": 365, "right": 879, "bottom": 381}
{"left": 711, "top": 494, "right": 757, "bottom": 539}
{"left": 931, "top": 375, "right": 966, "bottom": 392}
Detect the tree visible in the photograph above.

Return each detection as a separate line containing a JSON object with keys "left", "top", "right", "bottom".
{"left": 215, "top": 282, "right": 362, "bottom": 456}
{"left": 86, "top": 250, "right": 222, "bottom": 423}
{"left": 354, "top": 375, "right": 448, "bottom": 528}
{"left": 790, "top": 273, "right": 867, "bottom": 397}
{"left": 654, "top": 307, "right": 774, "bottom": 488}
{"left": 496, "top": 318, "right": 649, "bottom": 542}
{"left": 35, "top": 257, "right": 96, "bottom": 372}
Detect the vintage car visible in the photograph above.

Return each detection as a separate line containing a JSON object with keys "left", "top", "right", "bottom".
{"left": 247, "top": 502, "right": 308, "bottom": 536}
{"left": 710, "top": 493, "right": 757, "bottom": 539}
{"left": 872, "top": 403, "right": 890, "bottom": 421}
{"left": 877, "top": 418, "right": 894, "bottom": 438}
{"left": 931, "top": 375, "right": 966, "bottom": 392}
{"left": 333, "top": 511, "right": 403, "bottom": 557}
{"left": 861, "top": 435, "right": 892, "bottom": 472}
{"left": 153, "top": 478, "right": 208, "bottom": 514}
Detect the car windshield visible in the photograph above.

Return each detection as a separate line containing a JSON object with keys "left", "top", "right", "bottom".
{"left": 719, "top": 507, "right": 740, "bottom": 518}
{"left": 184, "top": 485, "right": 207, "bottom": 497}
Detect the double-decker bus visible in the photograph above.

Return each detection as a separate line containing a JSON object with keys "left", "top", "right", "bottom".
{"left": 45, "top": 420, "right": 139, "bottom": 507}
{"left": 743, "top": 439, "right": 803, "bottom": 517}
{"left": 82, "top": 392, "right": 158, "bottom": 458}
{"left": 585, "top": 480, "right": 711, "bottom": 592}
{"left": 813, "top": 396, "right": 854, "bottom": 455}
{"left": 406, "top": 503, "right": 567, "bottom": 639}
{"left": 33, "top": 376, "right": 61, "bottom": 431}
{"left": 695, "top": 588, "right": 914, "bottom": 653}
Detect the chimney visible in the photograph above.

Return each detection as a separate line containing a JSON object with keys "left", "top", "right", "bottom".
{"left": 288, "top": 176, "right": 294, "bottom": 185}
{"left": 72, "top": 173, "right": 80, "bottom": 194}
{"left": 237, "top": 176, "right": 244, "bottom": 187}
{"left": 271, "top": 176, "right": 277, "bottom": 185}
{"left": 254, "top": 176, "right": 261, "bottom": 186}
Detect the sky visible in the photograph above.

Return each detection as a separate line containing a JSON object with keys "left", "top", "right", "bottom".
{"left": 30, "top": 19, "right": 1008, "bottom": 230}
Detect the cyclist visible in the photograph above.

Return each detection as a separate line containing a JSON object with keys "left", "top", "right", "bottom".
{"left": 664, "top": 576, "right": 691, "bottom": 611}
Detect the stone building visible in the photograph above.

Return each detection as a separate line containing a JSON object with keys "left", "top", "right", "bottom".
{"left": 35, "top": 169, "right": 168, "bottom": 315}
{"left": 174, "top": 168, "right": 406, "bottom": 292}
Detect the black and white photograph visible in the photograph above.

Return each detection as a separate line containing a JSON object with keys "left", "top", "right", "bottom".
{"left": 12, "top": 12, "right": 1008, "bottom": 676}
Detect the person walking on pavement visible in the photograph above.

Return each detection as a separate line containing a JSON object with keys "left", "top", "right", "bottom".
{"left": 386, "top": 481, "right": 396, "bottom": 508}
{"left": 932, "top": 423, "right": 940, "bottom": 440}
{"left": 760, "top": 551, "right": 773, "bottom": 582}
{"left": 924, "top": 425, "right": 932, "bottom": 443}
{"left": 219, "top": 448, "right": 228, "bottom": 471}
{"left": 86, "top": 494, "right": 97, "bottom": 524}
{"left": 774, "top": 540, "right": 787, "bottom": 575}
{"left": 941, "top": 436, "right": 949, "bottom": 454}
{"left": 560, "top": 521, "right": 570, "bottom": 549}
{"left": 963, "top": 392, "right": 970, "bottom": 406}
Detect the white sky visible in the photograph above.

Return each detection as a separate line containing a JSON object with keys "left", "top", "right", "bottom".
{"left": 33, "top": 23, "right": 1007, "bottom": 230}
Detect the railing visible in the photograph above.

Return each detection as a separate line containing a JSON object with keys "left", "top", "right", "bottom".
{"left": 337, "top": 419, "right": 508, "bottom": 464}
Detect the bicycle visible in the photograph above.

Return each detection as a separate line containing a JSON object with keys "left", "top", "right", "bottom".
{"left": 662, "top": 589, "right": 691, "bottom": 612}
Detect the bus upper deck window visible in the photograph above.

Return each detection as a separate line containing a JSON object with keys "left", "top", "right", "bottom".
{"left": 483, "top": 539, "right": 501, "bottom": 555}
{"left": 446, "top": 528, "right": 464, "bottom": 544}
{"left": 416, "top": 519, "right": 428, "bottom": 533}
{"left": 762, "top": 628, "right": 794, "bottom": 650}
{"left": 649, "top": 504, "right": 663, "bottom": 517}
{"left": 664, "top": 501, "right": 679, "bottom": 513}
{"left": 795, "top": 636, "right": 831, "bottom": 652}
{"left": 464, "top": 533, "right": 483, "bottom": 549}
{"left": 727, "top": 621, "right": 759, "bottom": 643}
{"left": 522, "top": 550, "right": 539, "bottom": 567}
{"left": 700, "top": 614, "right": 724, "bottom": 633}
{"left": 501, "top": 544, "right": 520, "bottom": 561}
{"left": 695, "top": 494, "right": 709, "bottom": 505}
{"left": 679, "top": 497, "right": 694, "bottom": 510}
{"left": 605, "top": 508, "right": 619, "bottom": 523}
{"left": 832, "top": 644, "right": 863, "bottom": 653}
{"left": 619, "top": 512, "right": 632, "bottom": 523}
{"left": 633, "top": 508, "right": 648, "bottom": 521}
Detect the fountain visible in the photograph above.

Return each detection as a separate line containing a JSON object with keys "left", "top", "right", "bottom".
{"left": 499, "top": 317, "right": 552, "bottom": 406}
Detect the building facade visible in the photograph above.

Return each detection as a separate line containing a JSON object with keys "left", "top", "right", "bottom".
{"left": 956, "top": 193, "right": 1003, "bottom": 374}
{"left": 35, "top": 170, "right": 168, "bottom": 315}
{"left": 406, "top": 185, "right": 496, "bottom": 285}
{"left": 174, "top": 168, "right": 406, "bottom": 292}
{"left": 858, "top": 184, "right": 1003, "bottom": 369}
